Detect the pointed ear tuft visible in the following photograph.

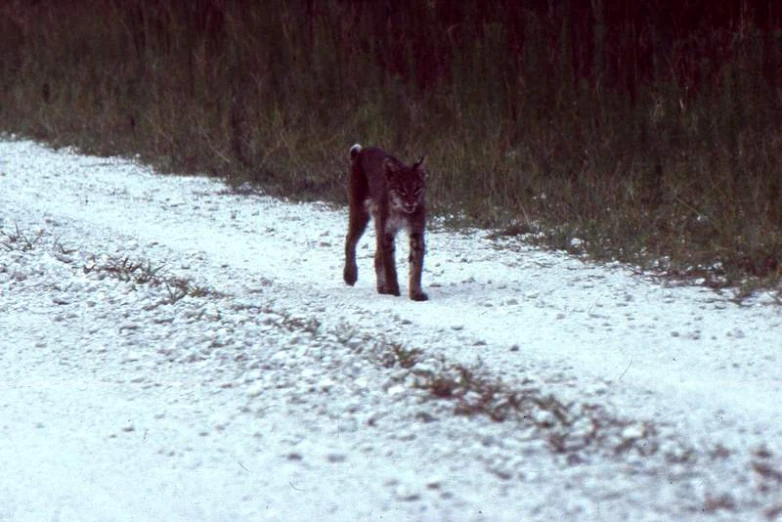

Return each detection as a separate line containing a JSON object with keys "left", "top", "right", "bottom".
{"left": 413, "top": 155, "right": 427, "bottom": 178}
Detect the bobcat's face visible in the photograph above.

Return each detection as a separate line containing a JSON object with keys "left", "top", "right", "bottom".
{"left": 385, "top": 157, "right": 426, "bottom": 215}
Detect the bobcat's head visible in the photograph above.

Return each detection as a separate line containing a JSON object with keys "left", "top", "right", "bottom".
{"left": 384, "top": 155, "right": 427, "bottom": 215}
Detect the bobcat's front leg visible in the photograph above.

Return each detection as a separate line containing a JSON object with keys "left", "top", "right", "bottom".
{"left": 374, "top": 225, "right": 400, "bottom": 296}
{"left": 344, "top": 242, "right": 358, "bottom": 286}
{"left": 408, "top": 231, "right": 428, "bottom": 301}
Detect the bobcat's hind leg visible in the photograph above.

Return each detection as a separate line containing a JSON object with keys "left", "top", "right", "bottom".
{"left": 344, "top": 206, "right": 369, "bottom": 286}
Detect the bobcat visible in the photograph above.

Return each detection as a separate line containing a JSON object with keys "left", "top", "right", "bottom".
{"left": 343, "top": 144, "right": 429, "bottom": 301}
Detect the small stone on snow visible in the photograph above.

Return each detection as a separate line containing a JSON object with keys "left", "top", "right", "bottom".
{"left": 246, "top": 382, "right": 265, "bottom": 398}
{"left": 621, "top": 424, "right": 646, "bottom": 440}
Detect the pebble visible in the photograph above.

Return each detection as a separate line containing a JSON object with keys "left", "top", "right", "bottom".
{"left": 394, "top": 485, "right": 421, "bottom": 502}
{"left": 621, "top": 424, "right": 646, "bottom": 440}
{"left": 246, "top": 382, "right": 265, "bottom": 398}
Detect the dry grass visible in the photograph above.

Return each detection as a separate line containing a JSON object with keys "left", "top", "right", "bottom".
{"left": 1, "top": 1, "right": 781, "bottom": 293}
{"left": 83, "top": 254, "right": 216, "bottom": 304}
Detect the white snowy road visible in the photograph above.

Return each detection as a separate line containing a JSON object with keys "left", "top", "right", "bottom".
{"left": 1, "top": 139, "right": 781, "bottom": 521}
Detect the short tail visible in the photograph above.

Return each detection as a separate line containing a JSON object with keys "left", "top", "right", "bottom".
{"left": 349, "top": 143, "right": 362, "bottom": 161}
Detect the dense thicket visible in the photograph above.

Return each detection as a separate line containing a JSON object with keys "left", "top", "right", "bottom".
{"left": 2, "top": 0, "right": 781, "bottom": 288}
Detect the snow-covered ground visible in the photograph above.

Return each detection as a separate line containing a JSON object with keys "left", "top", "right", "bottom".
{"left": 1, "top": 138, "right": 781, "bottom": 521}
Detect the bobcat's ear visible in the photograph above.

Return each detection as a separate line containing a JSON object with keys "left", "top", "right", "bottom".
{"left": 383, "top": 157, "right": 401, "bottom": 179}
{"left": 413, "top": 155, "right": 427, "bottom": 176}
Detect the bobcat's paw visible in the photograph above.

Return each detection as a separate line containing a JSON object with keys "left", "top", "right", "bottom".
{"left": 410, "top": 290, "right": 429, "bottom": 302}
{"left": 343, "top": 264, "right": 358, "bottom": 286}
{"left": 378, "top": 284, "right": 401, "bottom": 297}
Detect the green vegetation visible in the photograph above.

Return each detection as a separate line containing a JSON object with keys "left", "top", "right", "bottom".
{"left": 1, "top": 1, "right": 780, "bottom": 290}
